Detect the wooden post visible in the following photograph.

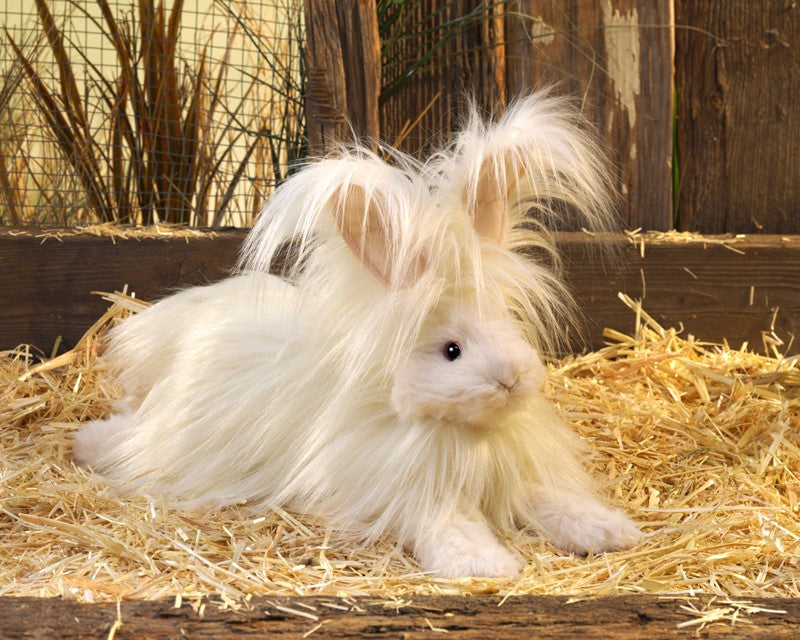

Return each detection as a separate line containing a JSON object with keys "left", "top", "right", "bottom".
{"left": 303, "top": 0, "right": 381, "bottom": 153}
{"left": 675, "top": 1, "right": 800, "bottom": 233}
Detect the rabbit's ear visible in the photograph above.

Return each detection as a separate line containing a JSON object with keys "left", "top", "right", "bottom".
{"left": 457, "top": 93, "right": 617, "bottom": 248}
{"left": 334, "top": 184, "right": 391, "bottom": 285}
{"left": 467, "top": 150, "right": 519, "bottom": 245}
{"left": 335, "top": 184, "right": 428, "bottom": 288}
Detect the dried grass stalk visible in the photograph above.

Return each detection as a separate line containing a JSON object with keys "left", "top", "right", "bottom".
{"left": 1, "top": 1, "right": 305, "bottom": 226}
{"left": 1, "top": 292, "right": 798, "bottom": 602}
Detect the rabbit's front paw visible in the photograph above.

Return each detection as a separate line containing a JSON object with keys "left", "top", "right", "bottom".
{"left": 416, "top": 512, "right": 524, "bottom": 578}
{"left": 426, "top": 540, "right": 524, "bottom": 579}
{"left": 532, "top": 489, "right": 641, "bottom": 555}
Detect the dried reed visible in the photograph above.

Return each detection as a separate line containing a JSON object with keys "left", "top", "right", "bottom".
{"left": 1, "top": 0, "right": 305, "bottom": 227}
{"left": 1, "top": 290, "right": 798, "bottom": 602}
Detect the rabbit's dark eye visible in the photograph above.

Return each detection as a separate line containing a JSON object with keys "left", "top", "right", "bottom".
{"left": 443, "top": 342, "right": 461, "bottom": 361}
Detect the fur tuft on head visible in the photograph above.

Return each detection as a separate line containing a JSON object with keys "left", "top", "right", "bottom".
{"left": 454, "top": 92, "right": 616, "bottom": 245}
{"left": 439, "top": 91, "right": 618, "bottom": 353}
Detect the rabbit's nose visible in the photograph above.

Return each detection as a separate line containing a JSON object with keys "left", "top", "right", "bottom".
{"left": 498, "top": 372, "right": 520, "bottom": 392}
{"left": 489, "top": 354, "right": 521, "bottom": 391}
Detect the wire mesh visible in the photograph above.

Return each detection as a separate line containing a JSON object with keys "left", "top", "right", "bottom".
{"left": 0, "top": 0, "right": 306, "bottom": 227}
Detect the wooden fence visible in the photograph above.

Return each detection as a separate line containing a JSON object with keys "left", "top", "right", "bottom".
{"left": 305, "top": 0, "right": 800, "bottom": 234}
{"left": 5, "top": 229, "right": 799, "bottom": 354}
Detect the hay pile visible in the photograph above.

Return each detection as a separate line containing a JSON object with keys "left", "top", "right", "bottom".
{"left": 1, "top": 292, "right": 798, "bottom": 603}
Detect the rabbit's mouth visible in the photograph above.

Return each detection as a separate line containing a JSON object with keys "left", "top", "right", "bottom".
{"left": 468, "top": 369, "right": 545, "bottom": 427}
{"left": 390, "top": 352, "right": 541, "bottom": 429}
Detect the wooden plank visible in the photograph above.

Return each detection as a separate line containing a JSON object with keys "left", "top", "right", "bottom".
{"left": 1, "top": 231, "right": 799, "bottom": 355}
{"left": 561, "top": 233, "right": 800, "bottom": 354}
{"left": 505, "top": 1, "right": 674, "bottom": 231}
{"left": 1, "top": 594, "right": 799, "bottom": 638}
{"left": 675, "top": 1, "right": 800, "bottom": 233}
{"left": 0, "top": 230, "right": 244, "bottom": 354}
{"left": 335, "top": 0, "right": 382, "bottom": 143}
{"left": 303, "top": 0, "right": 348, "bottom": 150}
{"left": 303, "top": 0, "right": 381, "bottom": 151}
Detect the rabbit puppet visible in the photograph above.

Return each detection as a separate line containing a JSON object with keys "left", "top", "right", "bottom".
{"left": 74, "top": 93, "right": 640, "bottom": 578}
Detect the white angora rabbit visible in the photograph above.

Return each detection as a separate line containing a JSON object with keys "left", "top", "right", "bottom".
{"left": 74, "top": 93, "right": 640, "bottom": 578}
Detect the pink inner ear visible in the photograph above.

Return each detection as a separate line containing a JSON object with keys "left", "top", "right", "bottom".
{"left": 333, "top": 184, "right": 427, "bottom": 289}
{"left": 469, "top": 152, "right": 520, "bottom": 245}
{"left": 334, "top": 184, "right": 393, "bottom": 286}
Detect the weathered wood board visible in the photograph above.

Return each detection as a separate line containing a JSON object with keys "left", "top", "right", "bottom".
{"left": 561, "top": 233, "right": 800, "bottom": 354}
{"left": 2, "top": 230, "right": 798, "bottom": 356}
{"left": 675, "top": 1, "right": 800, "bottom": 233}
{"left": 2, "top": 594, "right": 799, "bottom": 639}
{"left": 0, "top": 231, "right": 244, "bottom": 355}
{"left": 505, "top": 1, "right": 674, "bottom": 231}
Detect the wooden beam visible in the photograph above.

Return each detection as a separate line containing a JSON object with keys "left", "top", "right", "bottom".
{"left": 1, "top": 230, "right": 799, "bottom": 355}
{"left": 1, "top": 594, "right": 799, "bottom": 638}
{"left": 561, "top": 233, "right": 800, "bottom": 354}
{"left": 0, "top": 230, "right": 244, "bottom": 354}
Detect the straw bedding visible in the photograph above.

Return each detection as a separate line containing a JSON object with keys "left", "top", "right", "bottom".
{"left": 1, "top": 290, "right": 798, "bottom": 604}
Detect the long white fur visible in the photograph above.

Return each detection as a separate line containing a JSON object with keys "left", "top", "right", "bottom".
{"left": 74, "top": 92, "right": 639, "bottom": 578}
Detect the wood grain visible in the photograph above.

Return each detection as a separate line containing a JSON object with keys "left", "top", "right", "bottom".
{"left": 675, "top": 1, "right": 800, "bottom": 233}
{"left": 1, "top": 594, "right": 799, "bottom": 639}
{"left": 505, "top": 0, "right": 674, "bottom": 231}
{"left": 303, "top": 0, "right": 348, "bottom": 150}
{"left": 0, "top": 231, "right": 244, "bottom": 354}
{"left": 303, "top": 0, "right": 381, "bottom": 151}
{"left": 560, "top": 233, "right": 800, "bottom": 354}
{"left": 323, "top": 2, "right": 675, "bottom": 230}
{"left": 2, "top": 230, "right": 799, "bottom": 356}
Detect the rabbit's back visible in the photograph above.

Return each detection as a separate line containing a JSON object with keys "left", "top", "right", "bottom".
{"left": 104, "top": 273, "right": 297, "bottom": 406}
{"left": 73, "top": 273, "right": 301, "bottom": 495}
